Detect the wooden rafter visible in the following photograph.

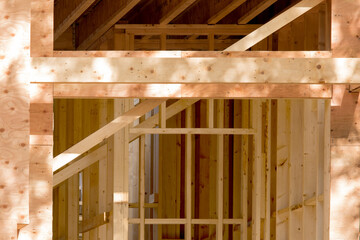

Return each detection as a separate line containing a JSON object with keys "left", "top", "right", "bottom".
{"left": 53, "top": 99, "right": 165, "bottom": 172}
{"left": 237, "top": 0, "right": 278, "bottom": 24}
{"left": 54, "top": 0, "right": 96, "bottom": 40}
{"left": 159, "top": 0, "right": 198, "bottom": 25}
{"left": 207, "top": 0, "right": 247, "bottom": 24}
{"left": 77, "top": 0, "right": 141, "bottom": 50}
{"left": 115, "top": 24, "right": 261, "bottom": 35}
{"left": 226, "top": 0, "right": 324, "bottom": 51}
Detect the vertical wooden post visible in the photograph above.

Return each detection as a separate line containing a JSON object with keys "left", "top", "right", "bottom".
{"left": 264, "top": 100, "right": 272, "bottom": 240}
{"left": 251, "top": 100, "right": 262, "bottom": 240}
{"left": 241, "top": 100, "right": 249, "bottom": 240}
{"left": 216, "top": 100, "right": 224, "bottom": 240}
{"left": 323, "top": 100, "right": 330, "bottom": 240}
{"left": 185, "top": 106, "right": 192, "bottom": 240}
{"left": 209, "top": 33, "right": 215, "bottom": 51}
{"left": 140, "top": 134, "right": 146, "bottom": 240}
{"left": 160, "top": 33, "right": 167, "bottom": 50}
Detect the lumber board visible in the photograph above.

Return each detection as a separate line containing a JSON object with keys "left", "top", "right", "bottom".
{"left": 129, "top": 128, "right": 255, "bottom": 135}
{"left": 79, "top": 212, "right": 110, "bottom": 233}
{"left": 31, "top": 57, "right": 360, "bottom": 84}
{"left": 53, "top": 50, "right": 332, "bottom": 58}
{"left": 115, "top": 24, "right": 261, "bottom": 35}
{"left": 130, "top": 99, "right": 198, "bottom": 141}
{"left": 53, "top": 83, "right": 332, "bottom": 99}
{"left": 53, "top": 99, "right": 164, "bottom": 172}
{"left": 226, "top": 0, "right": 324, "bottom": 51}
{"left": 53, "top": 144, "right": 108, "bottom": 186}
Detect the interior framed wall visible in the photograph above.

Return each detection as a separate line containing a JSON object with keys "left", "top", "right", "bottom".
{"left": 35, "top": 82, "right": 331, "bottom": 240}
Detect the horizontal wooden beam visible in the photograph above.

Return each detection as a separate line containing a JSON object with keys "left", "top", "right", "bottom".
{"left": 31, "top": 57, "right": 360, "bottom": 84}
{"left": 115, "top": 24, "right": 261, "bottom": 35}
{"left": 129, "top": 128, "right": 256, "bottom": 135}
{"left": 53, "top": 144, "right": 107, "bottom": 186}
{"left": 128, "top": 218, "right": 243, "bottom": 224}
{"left": 53, "top": 50, "right": 332, "bottom": 58}
{"left": 226, "top": 0, "right": 324, "bottom": 51}
{"left": 53, "top": 83, "right": 332, "bottom": 99}
{"left": 130, "top": 99, "right": 198, "bottom": 141}
{"left": 79, "top": 212, "right": 110, "bottom": 233}
{"left": 53, "top": 99, "right": 165, "bottom": 172}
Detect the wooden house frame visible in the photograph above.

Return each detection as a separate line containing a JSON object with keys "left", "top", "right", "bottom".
{"left": 1, "top": 0, "right": 360, "bottom": 239}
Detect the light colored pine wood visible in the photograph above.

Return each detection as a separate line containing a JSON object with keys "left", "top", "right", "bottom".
{"left": 303, "top": 100, "right": 317, "bottom": 239}
{"left": 130, "top": 100, "right": 198, "bottom": 141}
{"left": 264, "top": 100, "right": 271, "bottom": 240}
{"left": 129, "top": 128, "right": 255, "bottom": 135}
{"left": 140, "top": 134, "right": 146, "bottom": 240}
{"left": 53, "top": 99, "right": 165, "bottom": 172}
{"left": 251, "top": 100, "right": 262, "bottom": 240}
{"left": 226, "top": 0, "right": 324, "bottom": 51}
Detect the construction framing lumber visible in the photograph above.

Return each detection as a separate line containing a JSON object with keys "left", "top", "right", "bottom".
{"left": 53, "top": 144, "right": 107, "bottom": 186}
{"left": 115, "top": 24, "right": 261, "bottom": 35}
{"left": 31, "top": 57, "right": 360, "bottom": 84}
{"left": 53, "top": 99, "right": 165, "bottom": 172}
{"left": 129, "top": 128, "right": 255, "bottom": 135}
{"left": 78, "top": 212, "right": 110, "bottom": 233}
{"left": 208, "top": 0, "right": 247, "bottom": 24}
{"left": 159, "top": 0, "right": 198, "bottom": 25}
{"left": 53, "top": 50, "right": 332, "bottom": 58}
{"left": 238, "top": 0, "right": 278, "bottom": 24}
{"left": 53, "top": 83, "right": 332, "bottom": 99}
{"left": 130, "top": 99, "right": 198, "bottom": 141}
{"left": 226, "top": 0, "right": 324, "bottom": 51}
{"left": 54, "top": 0, "right": 96, "bottom": 40}
{"left": 77, "top": 0, "right": 141, "bottom": 50}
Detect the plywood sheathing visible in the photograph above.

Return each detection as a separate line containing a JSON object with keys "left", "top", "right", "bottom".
{"left": 332, "top": 0, "right": 360, "bottom": 57}
{"left": 0, "top": 0, "right": 30, "bottom": 235}
{"left": 330, "top": 85, "right": 360, "bottom": 240}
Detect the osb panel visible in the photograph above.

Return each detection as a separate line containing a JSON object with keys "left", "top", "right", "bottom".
{"left": 0, "top": 0, "right": 30, "bottom": 230}
{"left": 332, "top": 0, "right": 360, "bottom": 57}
